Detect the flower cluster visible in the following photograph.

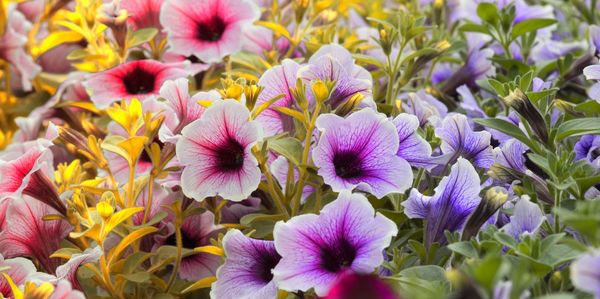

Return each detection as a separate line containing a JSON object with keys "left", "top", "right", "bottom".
{"left": 1, "top": 0, "right": 600, "bottom": 298}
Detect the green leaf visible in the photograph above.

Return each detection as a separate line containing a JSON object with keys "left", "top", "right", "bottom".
{"left": 477, "top": 2, "right": 499, "bottom": 24}
{"left": 511, "top": 19, "right": 557, "bottom": 38}
{"left": 127, "top": 28, "right": 158, "bottom": 48}
{"left": 494, "top": 231, "right": 517, "bottom": 249}
{"left": 474, "top": 118, "right": 535, "bottom": 149}
{"left": 267, "top": 137, "right": 304, "bottom": 166}
{"left": 525, "top": 88, "right": 559, "bottom": 102}
{"left": 117, "top": 272, "right": 151, "bottom": 283}
{"left": 574, "top": 100, "right": 600, "bottom": 114}
{"left": 460, "top": 23, "right": 490, "bottom": 34}
{"left": 447, "top": 242, "right": 479, "bottom": 258}
{"left": 399, "top": 265, "right": 447, "bottom": 282}
{"left": 555, "top": 117, "right": 600, "bottom": 141}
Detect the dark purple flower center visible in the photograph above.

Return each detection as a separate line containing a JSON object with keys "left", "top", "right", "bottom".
{"left": 254, "top": 249, "right": 281, "bottom": 283}
{"left": 166, "top": 230, "right": 197, "bottom": 249}
{"left": 122, "top": 66, "right": 156, "bottom": 95}
{"left": 196, "top": 16, "right": 227, "bottom": 42}
{"left": 320, "top": 237, "right": 357, "bottom": 273}
{"left": 140, "top": 137, "right": 164, "bottom": 163}
{"left": 591, "top": 147, "right": 600, "bottom": 161}
{"left": 333, "top": 151, "right": 363, "bottom": 179}
{"left": 216, "top": 138, "right": 245, "bottom": 172}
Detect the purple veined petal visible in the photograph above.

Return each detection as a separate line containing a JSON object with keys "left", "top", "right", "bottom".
{"left": 55, "top": 246, "right": 103, "bottom": 291}
{"left": 584, "top": 64, "right": 600, "bottom": 81}
{"left": 391, "top": 113, "right": 437, "bottom": 169}
{"left": 404, "top": 158, "right": 481, "bottom": 246}
{"left": 177, "top": 99, "right": 263, "bottom": 201}
{"left": 457, "top": 85, "right": 485, "bottom": 119}
{"left": 587, "top": 82, "right": 600, "bottom": 103}
{"left": 272, "top": 191, "right": 397, "bottom": 296}
{"left": 574, "top": 135, "right": 600, "bottom": 169}
{"left": 494, "top": 138, "right": 528, "bottom": 173}
{"left": 312, "top": 109, "right": 413, "bottom": 198}
{"left": 590, "top": 25, "right": 600, "bottom": 55}
{"left": 571, "top": 251, "right": 600, "bottom": 298}
{"left": 210, "top": 229, "right": 281, "bottom": 299}
{"left": 324, "top": 272, "right": 399, "bottom": 299}
{"left": 0, "top": 254, "right": 38, "bottom": 297}
{"left": 501, "top": 196, "right": 545, "bottom": 240}
{"left": 270, "top": 156, "right": 314, "bottom": 204}
{"left": 255, "top": 59, "right": 301, "bottom": 137}
{"left": 436, "top": 113, "right": 494, "bottom": 168}
{"left": 401, "top": 90, "right": 448, "bottom": 127}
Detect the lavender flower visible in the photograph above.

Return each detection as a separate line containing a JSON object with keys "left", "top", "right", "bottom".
{"left": 436, "top": 114, "right": 494, "bottom": 168}
{"left": 571, "top": 251, "right": 600, "bottom": 299}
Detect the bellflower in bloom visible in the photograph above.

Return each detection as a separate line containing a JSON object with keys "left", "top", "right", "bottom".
{"left": 0, "top": 142, "right": 67, "bottom": 215}
{"left": 210, "top": 229, "right": 281, "bottom": 299}
{"left": 574, "top": 135, "right": 600, "bottom": 169}
{"left": 84, "top": 60, "right": 189, "bottom": 108}
{"left": 177, "top": 99, "right": 263, "bottom": 201}
{"left": 436, "top": 113, "right": 494, "bottom": 168}
{"left": 312, "top": 108, "right": 413, "bottom": 198}
{"left": 0, "top": 6, "right": 41, "bottom": 91}
{"left": 299, "top": 44, "right": 375, "bottom": 109}
{"left": 162, "top": 211, "right": 223, "bottom": 281}
{"left": 392, "top": 113, "right": 436, "bottom": 169}
{"left": 0, "top": 196, "right": 71, "bottom": 273}
{"left": 160, "top": 0, "right": 260, "bottom": 63}
{"left": 501, "top": 197, "right": 545, "bottom": 240}
{"left": 324, "top": 272, "right": 399, "bottom": 299}
{"left": 272, "top": 191, "right": 398, "bottom": 296}
{"left": 255, "top": 59, "right": 301, "bottom": 137}
{"left": 403, "top": 158, "right": 482, "bottom": 246}
{"left": 571, "top": 251, "right": 600, "bottom": 299}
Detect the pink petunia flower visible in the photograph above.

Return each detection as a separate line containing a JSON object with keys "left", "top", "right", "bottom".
{"left": 160, "top": 0, "right": 260, "bottom": 63}
{"left": 122, "top": 0, "right": 164, "bottom": 31}
{"left": 84, "top": 59, "right": 189, "bottom": 108}
{"left": 176, "top": 99, "right": 263, "bottom": 201}
{"left": 0, "top": 254, "right": 40, "bottom": 298}
{"left": 0, "top": 196, "right": 71, "bottom": 273}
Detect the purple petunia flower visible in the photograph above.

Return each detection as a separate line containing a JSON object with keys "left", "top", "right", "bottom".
{"left": 176, "top": 99, "right": 263, "bottom": 201}
{"left": 571, "top": 251, "right": 600, "bottom": 299}
{"left": 401, "top": 90, "right": 448, "bottom": 127}
{"left": 574, "top": 135, "right": 600, "bottom": 169}
{"left": 436, "top": 113, "right": 494, "bottom": 168}
{"left": 494, "top": 138, "right": 528, "bottom": 173}
{"left": 312, "top": 108, "right": 413, "bottom": 198}
{"left": 210, "top": 229, "right": 281, "bottom": 299}
{"left": 391, "top": 113, "right": 437, "bottom": 169}
{"left": 402, "top": 158, "right": 482, "bottom": 246}
{"left": 272, "top": 191, "right": 398, "bottom": 296}
{"left": 501, "top": 196, "right": 545, "bottom": 240}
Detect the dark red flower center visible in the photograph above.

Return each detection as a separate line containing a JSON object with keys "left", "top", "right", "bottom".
{"left": 333, "top": 151, "right": 363, "bottom": 179}
{"left": 196, "top": 16, "right": 227, "bottom": 42}
{"left": 320, "top": 237, "right": 357, "bottom": 273}
{"left": 254, "top": 248, "right": 281, "bottom": 283}
{"left": 166, "top": 230, "right": 197, "bottom": 249}
{"left": 216, "top": 138, "right": 245, "bottom": 172}
{"left": 122, "top": 65, "right": 156, "bottom": 95}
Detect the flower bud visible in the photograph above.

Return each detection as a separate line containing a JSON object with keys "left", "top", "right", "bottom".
{"left": 294, "top": 0, "right": 310, "bottom": 24}
{"left": 462, "top": 187, "right": 509, "bottom": 240}
{"left": 335, "top": 93, "right": 364, "bottom": 117}
{"left": 312, "top": 80, "right": 330, "bottom": 103}
{"left": 97, "top": 0, "right": 128, "bottom": 50}
{"left": 503, "top": 88, "right": 548, "bottom": 143}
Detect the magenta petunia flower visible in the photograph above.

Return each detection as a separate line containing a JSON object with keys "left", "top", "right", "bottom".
{"left": 0, "top": 196, "right": 71, "bottom": 273}
{"left": 324, "top": 272, "right": 399, "bottom": 299}
{"left": 0, "top": 143, "right": 67, "bottom": 215}
{"left": 176, "top": 99, "right": 263, "bottom": 201}
{"left": 312, "top": 108, "right": 413, "bottom": 198}
{"left": 0, "top": 254, "right": 39, "bottom": 298}
{"left": 272, "top": 191, "right": 398, "bottom": 296}
{"left": 210, "top": 229, "right": 281, "bottom": 299}
{"left": 122, "top": 0, "right": 164, "bottom": 31}
{"left": 84, "top": 60, "right": 189, "bottom": 108}
{"left": 160, "top": 0, "right": 260, "bottom": 63}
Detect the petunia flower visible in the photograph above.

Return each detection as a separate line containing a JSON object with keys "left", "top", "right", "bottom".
{"left": 400, "top": 90, "right": 447, "bottom": 127}
{"left": 219, "top": 197, "right": 262, "bottom": 224}
{"left": 402, "top": 158, "right": 482, "bottom": 246}
{"left": 272, "top": 191, "right": 398, "bottom": 296}
{"left": 161, "top": 210, "right": 223, "bottom": 281}
{"left": 0, "top": 6, "right": 41, "bottom": 91}
{"left": 255, "top": 59, "right": 301, "bottom": 137}
{"left": 176, "top": 99, "right": 263, "bottom": 202}
{"left": 122, "top": 0, "right": 164, "bottom": 32}
{"left": 160, "top": 0, "right": 260, "bottom": 63}
{"left": 210, "top": 229, "right": 281, "bottom": 299}
{"left": 84, "top": 60, "right": 189, "bottom": 109}
{"left": 312, "top": 108, "right": 413, "bottom": 198}
{"left": 501, "top": 197, "right": 545, "bottom": 240}
{"left": 0, "top": 196, "right": 71, "bottom": 273}
{"left": 270, "top": 156, "right": 314, "bottom": 203}
{"left": 0, "top": 143, "right": 67, "bottom": 215}
{"left": 299, "top": 44, "right": 375, "bottom": 109}
{"left": 0, "top": 254, "right": 40, "bottom": 298}
{"left": 55, "top": 246, "right": 103, "bottom": 291}
{"left": 391, "top": 113, "right": 437, "bottom": 170}
{"left": 324, "top": 272, "right": 399, "bottom": 299}
{"left": 571, "top": 251, "right": 600, "bottom": 299}
{"left": 574, "top": 135, "right": 600, "bottom": 170}
{"left": 435, "top": 113, "right": 494, "bottom": 168}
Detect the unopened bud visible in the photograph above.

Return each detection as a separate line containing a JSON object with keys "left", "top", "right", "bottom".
{"left": 312, "top": 80, "right": 330, "bottom": 103}
{"left": 335, "top": 93, "right": 364, "bottom": 117}
{"left": 462, "top": 187, "right": 509, "bottom": 240}
{"left": 503, "top": 88, "right": 548, "bottom": 143}
{"left": 97, "top": 195, "right": 115, "bottom": 220}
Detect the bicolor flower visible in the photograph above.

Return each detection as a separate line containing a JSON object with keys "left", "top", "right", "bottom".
{"left": 176, "top": 99, "right": 263, "bottom": 202}
{"left": 255, "top": 59, "right": 301, "bottom": 137}
{"left": 271, "top": 156, "right": 314, "bottom": 203}
{"left": 0, "top": 254, "right": 40, "bottom": 298}
{"left": 0, "top": 143, "right": 67, "bottom": 215}
{"left": 122, "top": 0, "right": 164, "bottom": 32}
{"left": 571, "top": 251, "right": 600, "bottom": 299}
{"left": 157, "top": 78, "right": 214, "bottom": 143}
{"left": 501, "top": 197, "right": 545, "bottom": 240}
{"left": 160, "top": 0, "right": 260, "bottom": 63}
{"left": 84, "top": 60, "right": 189, "bottom": 108}
{"left": 402, "top": 158, "right": 482, "bottom": 246}
{"left": 272, "top": 191, "right": 398, "bottom": 296}
{"left": 392, "top": 113, "right": 437, "bottom": 169}
{"left": 220, "top": 197, "right": 262, "bottom": 224}
{"left": 210, "top": 229, "right": 281, "bottom": 299}
{"left": 574, "top": 135, "right": 600, "bottom": 169}
{"left": 299, "top": 44, "right": 374, "bottom": 109}
{"left": 55, "top": 246, "right": 103, "bottom": 291}
{"left": 312, "top": 109, "right": 413, "bottom": 198}
{"left": 401, "top": 90, "right": 447, "bottom": 127}
{"left": 162, "top": 210, "right": 223, "bottom": 281}
{"left": 324, "top": 272, "right": 399, "bottom": 299}
{"left": 0, "top": 196, "right": 71, "bottom": 273}
{"left": 436, "top": 113, "right": 494, "bottom": 168}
